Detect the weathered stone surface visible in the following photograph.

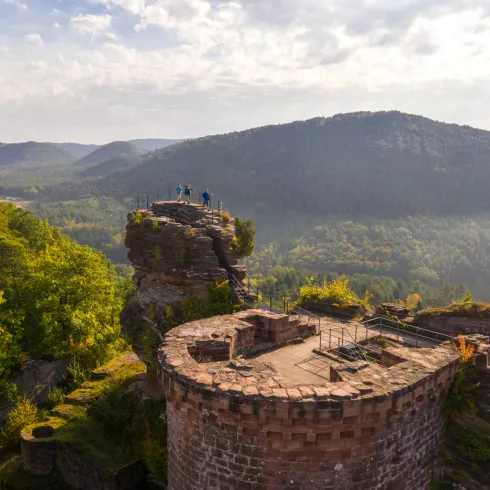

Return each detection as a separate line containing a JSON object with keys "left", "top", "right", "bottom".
{"left": 158, "top": 310, "right": 460, "bottom": 490}
{"left": 124, "top": 202, "right": 247, "bottom": 333}
{"left": 0, "top": 359, "right": 68, "bottom": 423}
{"left": 376, "top": 302, "right": 410, "bottom": 319}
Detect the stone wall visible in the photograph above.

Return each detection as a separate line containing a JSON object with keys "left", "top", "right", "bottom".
{"left": 158, "top": 311, "right": 460, "bottom": 490}
{"left": 415, "top": 315, "right": 490, "bottom": 337}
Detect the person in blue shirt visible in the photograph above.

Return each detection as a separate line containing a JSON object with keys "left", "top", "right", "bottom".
{"left": 176, "top": 184, "right": 183, "bottom": 202}
{"left": 202, "top": 189, "right": 212, "bottom": 208}
{"left": 184, "top": 184, "right": 194, "bottom": 204}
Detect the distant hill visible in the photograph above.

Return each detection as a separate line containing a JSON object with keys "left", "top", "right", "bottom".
{"left": 101, "top": 111, "right": 490, "bottom": 219}
{"left": 80, "top": 153, "right": 149, "bottom": 178}
{"left": 0, "top": 142, "right": 75, "bottom": 167}
{"left": 127, "top": 139, "right": 184, "bottom": 151}
{"left": 54, "top": 142, "right": 100, "bottom": 159}
{"left": 73, "top": 141, "right": 146, "bottom": 168}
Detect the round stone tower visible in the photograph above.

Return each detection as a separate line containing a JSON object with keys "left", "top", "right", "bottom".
{"left": 158, "top": 310, "right": 459, "bottom": 490}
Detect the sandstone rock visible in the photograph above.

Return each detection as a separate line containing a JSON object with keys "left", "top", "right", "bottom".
{"left": 376, "top": 303, "right": 410, "bottom": 319}
{"left": 0, "top": 359, "right": 68, "bottom": 423}
{"left": 124, "top": 202, "right": 248, "bottom": 335}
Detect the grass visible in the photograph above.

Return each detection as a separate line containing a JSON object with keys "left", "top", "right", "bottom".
{"left": 55, "top": 413, "right": 137, "bottom": 469}
{"left": 417, "top": 301, "right": 490, "bottom": 319}
{"left": 0, "top": 456, "right": 61, "bottom": 488}
{"left": 48, "top": 352, "right": 147, "bottom": 470}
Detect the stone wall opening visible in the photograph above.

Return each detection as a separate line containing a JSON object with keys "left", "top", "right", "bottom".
{"left": 187, "top": 339, "right": 232, "bottom": 363}
{"left": 32, "top": 425, "right": 55, "bottom": 439}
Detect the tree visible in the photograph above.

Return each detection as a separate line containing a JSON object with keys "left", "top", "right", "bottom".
{"left": 0, "top": 203, "right": 124, "bottom": 379}
{"left": 230, "top": 218, "right": 256, "bottom": 259}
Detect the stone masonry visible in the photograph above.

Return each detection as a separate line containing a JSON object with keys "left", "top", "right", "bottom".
{"left": 158, "top": 310, "right": 460, "bottom": 490}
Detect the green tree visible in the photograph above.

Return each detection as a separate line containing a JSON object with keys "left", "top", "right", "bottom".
{"left": 230, "top": 218, "right": 255, "bottom": 259}
{"left": 0, "top": 203, "right": 124, "bottom": 380}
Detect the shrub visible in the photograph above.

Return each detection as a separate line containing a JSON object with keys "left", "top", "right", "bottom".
{"left": 184, "top": 228, "right": 196, "bottom": 239}
{"left": 141, "top": 437, "right": 168, "bottom": 485}
{"left": 0, "top": 380, "right": 20, "bottom": 404}
{"left": 46, "top": 387, "right": 65, "bottom": 410}
{"left": 219, "top": 210, "right": 232, "bottom": 225}
{"left": 444, "top": 336, "right": 478, "bottom": 420}
{"left": 299, "top": 277, "right": 370, "bottom": 307}
{"left": 130, "top": 212, "right": 142, "bottom": 225}
{"left": 182, "top": 281, "right": 236, "bottom": 322}
{"left": 0, "top": 398, "right": 40, "bottom": 446}
{"left": 451, "top": 424, "right": 490, "bottom": 462}
{"left": 230, "top": 218, "right": 255, "bottom": 259}
{"left": 154, "top": 245, "right": 163, "bottom": 261}
{"left": 152, "top": 219, "right": 159, "bottom": 230}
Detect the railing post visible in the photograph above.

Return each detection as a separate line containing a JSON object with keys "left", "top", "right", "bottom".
{"left": 415, "top": 328, "right": 418, "bottom": 348}
{"left": 146, "top": 195, "right": 149, "bottom": 210}
{"left": 168, "top": 187, "right": 171, "bottom": 202}
{"left": 157, "top": 188, "right": 160, "bottom": 201}
{"left": 366, "top": 325, "right": 368, "bottom": 341}
{"left": 269, "top": 291, "right": 272, "bottom": 312}
{"left": 355, "top": 325, "right": 358, "bottom": 343}
{"left": 341, "top": 328, "right": 344, "bottom": 348}
{"left": 329, "top": 329, "right": 331, "bottom": 349}
{"left": 137, "top": 196, "right": 139, "bottom": 209}
{"left": 318, "top": 317, "right": 321, "bottom": 335}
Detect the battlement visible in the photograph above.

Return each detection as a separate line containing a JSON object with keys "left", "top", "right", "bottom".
{"left": 158, "top": 310, "right": 460, "bottom": 490}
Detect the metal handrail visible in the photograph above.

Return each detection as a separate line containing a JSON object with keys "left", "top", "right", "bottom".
{"left": 320, "top": 328, "right": 377, "bottom": 363}
{"left": 362, "top": 317, "right": 456, "bottom": 342}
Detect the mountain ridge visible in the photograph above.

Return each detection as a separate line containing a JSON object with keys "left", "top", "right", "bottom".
{"left": 99, "top": 110, "right": 490, "bottom": 219}
{"left": 73, "top": 141, "right": 146, "bottom": 168}
{"left": 0, "top": 141, "right": 75, "bottom": 167}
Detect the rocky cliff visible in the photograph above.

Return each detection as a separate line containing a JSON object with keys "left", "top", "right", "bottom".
{"left": 124, "top": 202, "right": 247, "bottom": 336}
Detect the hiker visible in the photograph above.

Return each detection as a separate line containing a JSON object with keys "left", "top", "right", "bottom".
{"left": 176, "top": 184, "right": 183, "bottom": 202}
{"left": 184, "top": 184, "right": 194, "bottom": 204}
{"left": 202, "top": 189, "right": 212, "bottom": 208}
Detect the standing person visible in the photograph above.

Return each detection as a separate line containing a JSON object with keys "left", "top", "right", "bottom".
{"left": 184, "top": 184, "right": 194, "bottom": 204}
{"left": 176, "top": 184, "right": 183, "bottom": 202}
{"left": 202, "top": 189, "right": 212, "bottom": 208}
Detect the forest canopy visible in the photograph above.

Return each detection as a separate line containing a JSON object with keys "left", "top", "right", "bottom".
{"left": 0, "top": 203, "right": 124, "bottom": 382}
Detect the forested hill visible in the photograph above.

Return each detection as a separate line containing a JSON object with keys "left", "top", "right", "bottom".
{"left": 73, "top": 141, "right": 146, "bottom": 168}
{"left": 0, "top": 142, "right": 75, "bottom": 167}
{"left": 101, "top": 111, "right": 490, "bottom": 219}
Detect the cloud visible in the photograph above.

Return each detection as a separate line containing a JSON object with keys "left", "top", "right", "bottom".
{"left": 69, "top": 13, "right": 112, "bottom": 38}
{"left": 4, "top": 0, "right": 27, "bottom": 11}
{"left": 0, "top": 0, "right": 489, "bottom": 142}
{"left": 24, "top": 33, "right": 44, "bottom": 46}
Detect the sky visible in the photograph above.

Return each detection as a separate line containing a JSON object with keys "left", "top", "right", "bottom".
{"left": 0, "top": 0, "right": 489, "bottom": 143}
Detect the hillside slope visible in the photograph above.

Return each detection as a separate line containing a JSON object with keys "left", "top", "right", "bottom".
{"left": 54, "top": 142, "right": 100, "bottom": 158}
{"left": 0, "top": 142, "right": 75, "bottom": 167}
{"left": 128, "top": 138, "right": 184, "bottom": 151}
{"left": 102, "top": 111, "right": 490, "bottom": 218}
{"left": 80, "top": 153, "right": 149, "bottom": 178}
{"left": 74, "top": 141, "right": 146, "bottom": 168}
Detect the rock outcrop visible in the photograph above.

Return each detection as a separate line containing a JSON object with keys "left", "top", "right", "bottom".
{"left": 375, "top": 302, "right": 410, "bottom": 319}
{"left": 414, "top": 302, "right": 490, "bottom": 337}
{"left": 0, "top": 359, "right": 68, "bottom": 423}
{"left": 124, "top": 202, "right": 247, "bottom": 331}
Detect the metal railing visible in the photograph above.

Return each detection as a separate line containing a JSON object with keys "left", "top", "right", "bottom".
{"left": 289, "top": 305, "right": 321, "bottom": 330}
{"left": 361, "top": 317, "right": 456, "bottom": 348}
{"left": 229, "top": 274, "right": 254, "bottom": 305}
{"left": 319, "top": 327, "right": 375, "bottom": 363}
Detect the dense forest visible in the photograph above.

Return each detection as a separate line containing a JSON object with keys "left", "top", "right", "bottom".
{"left": 0, "top": 203, "right": 132, "bottom": 401}
{"left": 3, "top": 111, "right": 490, "bottom": 301}
{"left": 29, "top": 198, "right": 130, "bottom": 264}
